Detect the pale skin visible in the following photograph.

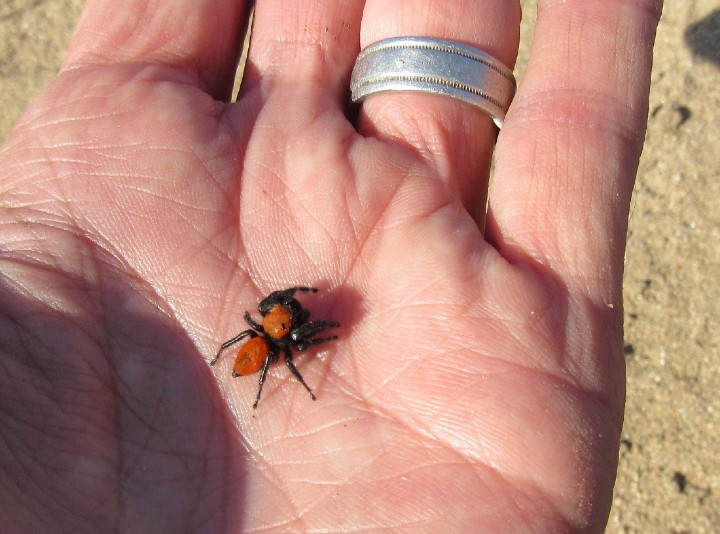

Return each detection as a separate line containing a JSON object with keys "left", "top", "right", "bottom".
{"left": 0, "top": 0, "right": 661, "bottom": 531}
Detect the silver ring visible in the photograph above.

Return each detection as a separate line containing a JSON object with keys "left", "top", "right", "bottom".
{"left": 350, "top": 37, "right": 516, "bottom": 129}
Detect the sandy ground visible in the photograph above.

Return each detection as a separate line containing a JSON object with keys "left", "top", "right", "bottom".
{"left": 1, "top": 1, "right": 718, "bottom": 532}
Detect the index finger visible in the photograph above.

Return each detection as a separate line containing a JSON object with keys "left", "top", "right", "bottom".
{"left": 63, "top": 0, "right": 252, "bottom": 101}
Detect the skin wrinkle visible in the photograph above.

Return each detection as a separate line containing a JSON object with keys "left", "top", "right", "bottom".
{"left": 369, "top": 419, "right": 543, "bottom": 530}
{"left": 282, "top": 425, "right": 413, "bottom": 526}
{"left": 254, "top": 460, "right": 308, "bottom": 532}
{"left": 0, "top": 97, "right": 242, "bottom": 534}
{"left": 2, "top": 314, "right": 120, "bottom": 529}
{"left": 20, "top": 102, "right": 120, "bottom": 131}
{"left": 508, "top": 89, "right": 648, "bottom": 156}
{"left": 335, "top": 149, "right": 407, "bottom": 281}
{"left": 358, "top": 328, "right": 619, "bottom": 524}
{"left": 209, "top": 275, "right": 253, "bottom": 346}
{"left": 85, "top": 260, "right": 197, "bottom": 524}
{"left": 1, "top": 440, "right": 39, "bottom": 516}
{"left": 400, "top": 348, "right": 605, "bottom": 448}
{"left": 476, "top": 272, "right": 622, "bottom": 408}
{"left": 540, "top": 0, "right": 662, "bottom": 22}
{"left": 248, "top": 9, "right": 358, "bottom": 87}
{"left": 118, "top": 393, "right": 184, "bottom": 473}
{"left": 406, "top": 404, "right": 581, "bottom": 530}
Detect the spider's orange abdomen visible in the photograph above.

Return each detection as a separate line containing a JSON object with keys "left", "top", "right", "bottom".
{"left": 263, "top": 305, "right": 293, "bottom": 339}
{"left": 234, "top": 336, "right": 269, "bottom": 376}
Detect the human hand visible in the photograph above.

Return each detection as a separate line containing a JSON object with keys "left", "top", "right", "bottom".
{"left": 0, "top": 0, "right": 660, "bottom": 531}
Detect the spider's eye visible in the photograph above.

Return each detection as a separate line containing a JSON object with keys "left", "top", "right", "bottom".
{"left": 263, "top": 305, "right": 293, "bottom": 339}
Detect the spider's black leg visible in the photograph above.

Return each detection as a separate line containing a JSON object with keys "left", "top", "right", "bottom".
{"left": 283, "top": 286, "right": 318, "bottom": 295}
{"left": 295, "top": 335, "right": 339, "bottom": 351}
{"left": 244, "top": 311, "right": 263, "bottom": 331}
{"left": 259, "top": 287, "right": 318, "bottom": 315}
{"left": 291, "top": 320, "right": 340, "bottom": 346}
{"left": 283, "top": 348, "right": 317, "bottom": 401}
{"left": 210, "top": 329, "right": 256, "bottom": 365}
{"left": 252, "top": 349, "right": 276, "bottom": 409}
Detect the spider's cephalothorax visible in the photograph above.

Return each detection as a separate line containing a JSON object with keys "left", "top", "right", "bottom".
{"left": 210, "top": 287, "right": 339, "bottom": 409}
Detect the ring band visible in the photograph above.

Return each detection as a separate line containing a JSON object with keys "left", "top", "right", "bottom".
{"left": 350, "top": 37, "right": 516, "bottom": 129}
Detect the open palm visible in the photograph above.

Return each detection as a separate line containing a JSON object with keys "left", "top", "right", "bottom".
{"left": 0, "top": 0, "right": 660, "bottom": 531}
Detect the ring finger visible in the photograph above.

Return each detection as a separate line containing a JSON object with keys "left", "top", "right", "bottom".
{"left": 357, "top": 0, "right": 521, "bottom": 215}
